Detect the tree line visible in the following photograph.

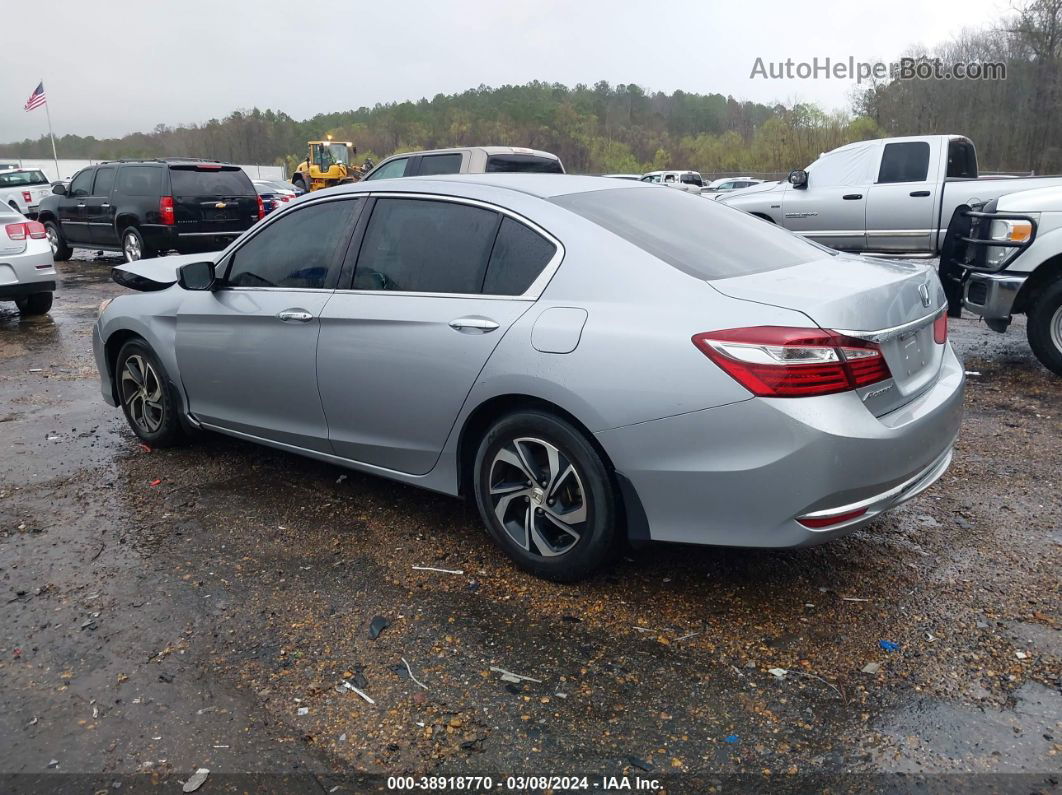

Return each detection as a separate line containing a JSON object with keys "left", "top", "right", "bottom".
{"left": 3, "top": 0, "right": 1059, "bottom": 176}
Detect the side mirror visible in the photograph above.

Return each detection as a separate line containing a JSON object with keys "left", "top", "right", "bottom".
{"left": 788, "top": 170, "right": 808, "bottom": 189}
{"left": 52, "top": 183, "right": 67, "bottom": 195}
{"left": 177, "top": 260, "right": 217, "bottom": 291}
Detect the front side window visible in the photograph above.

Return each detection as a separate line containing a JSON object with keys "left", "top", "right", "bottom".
{"left": 69, "top": 169, "right": 94, "bottom": 197}
{"left": 93, "top": 167, "right": 116, "bottom": 196}
{"left": 115, "top": 166, "right": 164, "bottom": 197}
{"left": 352, "top": 198, "right": 498, "bottom": 294}
{"left": 226, "top": 199, "right": 359, "bottom": 289}
{"left": 482, "top": 217, "right": 556, "bottom": 295}
{"left": 366, "top": 157, "right": 409, "bottom": 181}
{"left": 878, "top": 141, "right": 931, "bottom": 184}
{"left": 417, "top": 153, "right": 462, "bottom": 176}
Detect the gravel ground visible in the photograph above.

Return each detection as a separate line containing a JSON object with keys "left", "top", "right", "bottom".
{"left": 0, "top": 256, "right": 1059, "bottom": 793}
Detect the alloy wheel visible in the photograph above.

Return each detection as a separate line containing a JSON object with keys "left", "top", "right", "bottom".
{"left": 120, "top": 354, "right": 164, "bottom": 434}
{"left": 45, "top": 225, "right": 59, "bottom": 256}
{"left": 488, "top": 436, "right": 587, "bottom": 557}
{"left": 123, "top": 231, "right": 142, "bottom": 262}
{"left": 1051, "top": 304, "right": 1062, "bottom": 355}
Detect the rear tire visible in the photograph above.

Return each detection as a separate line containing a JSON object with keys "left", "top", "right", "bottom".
{"left": 121, "top": 226, "right": 154, "bottom": 262}
{"left": 115, "top": 339, "right": 185, "bottom": 447}
{"left": 1026, "top": 276, "right": 1062, "bottom": 376}
{"left": 15, "top": 292, "right": 53, "bottom": 316}
{"left": 44, "top": 221, "right": 72, "bottom": 261}
{"left": 473, "top": 410, "right": 619, "bottom": 582}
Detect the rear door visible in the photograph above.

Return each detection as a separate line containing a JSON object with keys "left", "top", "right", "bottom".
{"left": 87, "top": 166, "right": 118, "bottom": 246}
{"left": 865, "top": 139, "right": 940, "bottom": 253}
{"left": 169, "top": 165, "right": 259, "bottom": 239}
{"left": 317, "top": 197, "right": 558, "bottom": 474}
{"left": 59, "top": 168, "right": 95, "bottom": 245}
{"left": 175, "top": 197, "right": 362, "bottom": 450}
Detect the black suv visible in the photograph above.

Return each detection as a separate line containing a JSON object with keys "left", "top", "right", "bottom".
{"left": 37, "top": 159, "right": 262, "bottom": 262}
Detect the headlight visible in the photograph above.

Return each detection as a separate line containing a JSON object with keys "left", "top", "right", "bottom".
{"left": 97, "top": 298, "right": 114, "bottom": 317}
{"left": 985, "top": 217, "right": 1035, "bottom": 268}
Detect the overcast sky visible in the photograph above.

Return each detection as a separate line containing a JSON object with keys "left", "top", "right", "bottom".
{"left": 2, "top": 0, "right": 1007, "bottom": 142}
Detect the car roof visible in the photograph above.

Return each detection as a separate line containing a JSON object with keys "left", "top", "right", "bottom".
{"left": 326, "top": 173, "right": 656, "bottom": 200}
{"left": 380, "top": 146, "right": 559, "bottom": 161}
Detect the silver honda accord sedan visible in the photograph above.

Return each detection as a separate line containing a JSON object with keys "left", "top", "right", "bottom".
{"left": 93, "top": 174, "right": 964, "bottom": 581}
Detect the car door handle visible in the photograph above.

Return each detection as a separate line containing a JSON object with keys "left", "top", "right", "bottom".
{"left": 77, "top": 203, "right": 86, "bottom": 207}
{"left": 909, "top": 190, "right": 931, "bottom": 197}
{"left": 449, "top": 317, "right": 499, "bottom": 333}
{"left": 277, "top": 309, "right": 314, "bottom": 323}
{"left": 100, "top": 203, "right": 110, "bottom": 208}
{"left": 842, "top": 193, "right": 863, "bottom": 200}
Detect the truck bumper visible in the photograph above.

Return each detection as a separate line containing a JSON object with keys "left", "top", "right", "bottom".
{"left": 963, "top": 271, "right": 1028, "bottom": 331}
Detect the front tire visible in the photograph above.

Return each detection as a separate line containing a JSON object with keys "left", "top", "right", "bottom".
{"left": 15, "top": 292, "right": 53, "bottom": 316}
{"left": 473, "top": 410, "right": 619, "bottom": 582}
{"left": 115, "top": 339, "right": 184, "bottom": 447}
{"left": 44, "top": 221, "right": 72, "bottom": 261}
{"left": 1027, "top": 276, "right": 1062, "bottom": 376}
{"left": 121, "top": 227, "right": 153, "bottom": 262}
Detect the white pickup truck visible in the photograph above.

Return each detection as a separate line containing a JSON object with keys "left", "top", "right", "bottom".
{"left": 0, "top": 168, "right": 54, "bottom": 219}
{"left": 717, "top": 135, "right": 1062, "bottom": 256}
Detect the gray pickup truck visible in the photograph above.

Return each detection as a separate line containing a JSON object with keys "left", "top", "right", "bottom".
{"left": 717, "top": 134, "right": 1062, "bottom": 256}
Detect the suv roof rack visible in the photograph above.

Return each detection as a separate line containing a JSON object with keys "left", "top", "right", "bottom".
{"left": 99, "top": 157, "right": 224, "bottom": 165}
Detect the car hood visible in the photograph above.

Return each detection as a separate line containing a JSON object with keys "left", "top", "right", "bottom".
{"left": 112, "top": 253, "right": 217, "bottom": 292}
{"left": 715, "top": 181, "right": 783, "bottom": 203}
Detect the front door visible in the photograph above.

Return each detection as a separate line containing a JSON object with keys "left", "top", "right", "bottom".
{"left": 87, "top": 166, "right": 118, "bottom": 246}
{"left": 317, "top": 197, "right": 557, "bottom": 475}
{"left": 59, "top": 168, "right": 95, "bottom": 246}
{"left": 175, "top": 197, "right": 362, "bottom": 451}
{"left": 782, "top": 182, "right": 868, "bottom": 251}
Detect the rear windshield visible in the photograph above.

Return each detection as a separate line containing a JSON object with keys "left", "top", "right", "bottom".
{"left": 551, "top": 187, "right": 825, "bottom": 280}
{"left": 0, "top": 170, "right": 48, "bottom": 187}
{"left": 169, "top": 168, "right": 254, "bottom": 196}
{"left": 486, "top": 154, "right": 564, "bottom": 174}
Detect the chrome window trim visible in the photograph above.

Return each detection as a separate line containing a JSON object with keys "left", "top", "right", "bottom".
{"left": 336, "top": 190, "right": 565, "bottom": 300}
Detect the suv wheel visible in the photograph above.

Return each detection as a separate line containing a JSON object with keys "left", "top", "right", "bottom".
{"left": 473, "top": 410, "right": 619, "bottom": 582}
{"left": 1027, "top": 275, "right": 1062, "bottom": 376}
{"left": 115, "top": 339, "right": 184, "bottom": 447}
{"left": 44, "top": 221, "right": 73, "bottom": 261}
{"left": 15, "top": 292, "right": 53, "bottom": 316}
{"left": 122, "top": 227, "right": 153, "bottom": 262}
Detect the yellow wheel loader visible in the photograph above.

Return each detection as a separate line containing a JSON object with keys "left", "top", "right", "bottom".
{"left": 292, "top": 140, "right": 365, "bottom": 193}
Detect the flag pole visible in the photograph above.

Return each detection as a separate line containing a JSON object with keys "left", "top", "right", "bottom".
{"left": 42, "top": 81, "right": 59, "bottom": 181}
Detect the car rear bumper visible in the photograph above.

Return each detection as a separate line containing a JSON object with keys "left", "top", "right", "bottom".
{"left": 0, "top": 241, "right": 57, "bottom": 299}
{"left": 596, "top": 342, "right": 965, "bottom": 548}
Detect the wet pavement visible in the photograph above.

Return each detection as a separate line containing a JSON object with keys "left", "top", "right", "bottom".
{"left": 0, "top": 255, "right": 1059, "bottom": 793}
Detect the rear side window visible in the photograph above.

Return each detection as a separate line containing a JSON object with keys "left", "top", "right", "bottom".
{"left": 946, "top": 140, "right": 977, "bottom": 178}
{"left": 485, "top": 154, "right": 563, "bottom": 174}
{"left": 93, "top": 167, "right": 116, "bottom": 196}
{"left": 69, "top": 169, "right": 95, "bottom": 197}
{"left": 680, "top": 174, "right": 702, "bottom": 186}
{"left": 170, "top": 168, "right": 254, "bottom": 196}
{"left": 116, "top": 166, "right": 163, "bottom": 197}
{"left": 366, "top": 157, "right": 409, "bottom": 180}
{"left": 353, "top": 198, "right": 498, "bottom": 294}
{"left": 417, "top": 153, "right": 462, "bottom": 176}
{"left": 226, "top": 199, "right": 359, "bottom": 289}
{"left": 552, "top": 187, "right": 824, "bottom": 280}
{"left": 483, "top": 218, "right": 557, "bottom": 295}
{"left": 878, "top": 142, "right": 930, "bottom": 183}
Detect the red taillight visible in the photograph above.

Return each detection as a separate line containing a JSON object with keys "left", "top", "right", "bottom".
{"left": 22, "top": 191, "right": 32, "bottom": 203}
{"left": 257, "top": 195, "right": 265, "bottom": 220}
{"left": 933, "top": 311, "right": 947, "bottom": 344}
{"left": 159, "top": 196, "right": 175, "bottom": 225}
{"left": 797, "top": 507, "right": 868, "bottom": 529}
{"left": 692, "top": 326, "right": 892, "bottom": 398}
{"left": 5, "top": 221, "right": 46, "bottom": 241}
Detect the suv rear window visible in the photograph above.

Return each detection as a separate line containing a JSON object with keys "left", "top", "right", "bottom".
{"left": 169, "top": 167, "right": 254, "bottom": 196}
{"left": 485, "top": 155, "right": 563, "bottom": 174}
{"left": 552, "top": 187, "right": 823, "bottom": 280}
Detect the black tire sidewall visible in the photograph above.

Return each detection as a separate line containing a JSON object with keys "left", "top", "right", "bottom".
{"left": 15, "top": 292, "right": 53, "bottom": 315}
{"left": 1027, "top": 277, "right": 1062, "bottom": 377}
{"left": 45, "top": 221, "right": 72, "bottom": 261}
{"left": 115, "top": 339, "right": 183, "bottom": 446}
{"left": 473, "top": 410, "right": 618, "bottom": 582}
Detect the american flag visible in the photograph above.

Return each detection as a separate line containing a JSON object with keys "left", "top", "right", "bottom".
{"left": 24, "top": 82, "right": 46, "bottom": 112}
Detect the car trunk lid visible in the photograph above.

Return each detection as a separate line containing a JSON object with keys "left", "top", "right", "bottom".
{"left": 710, "top": 255, "right": 948, "bottom": 416}
{"left": 168, "top": 165, "right": 258, "bottom": 235}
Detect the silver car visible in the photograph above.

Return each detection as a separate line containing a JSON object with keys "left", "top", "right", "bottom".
{"left": 94, "top": 175, "right": 964, "bottom": 581}
{"left": 0, "top": 204, "right": 56, "bottom": 315}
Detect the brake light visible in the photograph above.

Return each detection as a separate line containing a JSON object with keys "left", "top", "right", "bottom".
{"left": 257, "top": 195, "right": 265, "bottom": 220}
{"left": 196, "top": 163, "right": 222, "bottom": 170}
{"left": 4, "top": 221, "right": 46, "bottom": 240}
{"left": 159, "top": 196, "right": 175, "bottom": 225}
{"left": 692, "top": 327, "right": 891, "bottom": 398}
{"left": 933, "top": 311, "right": 947, "bottom": 344}
{"left": 22, "top": 191, "right": 32, "bottom": 203}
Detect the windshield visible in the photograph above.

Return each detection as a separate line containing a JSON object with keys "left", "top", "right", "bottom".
{"left": 0, "top": 170, "right": 48, "bottom": 187}
{"left": 552, "top": 186, "right": 824, "bottom": 280}
{"left": 328, "top": 144, "right": 351, "bottom": 166}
